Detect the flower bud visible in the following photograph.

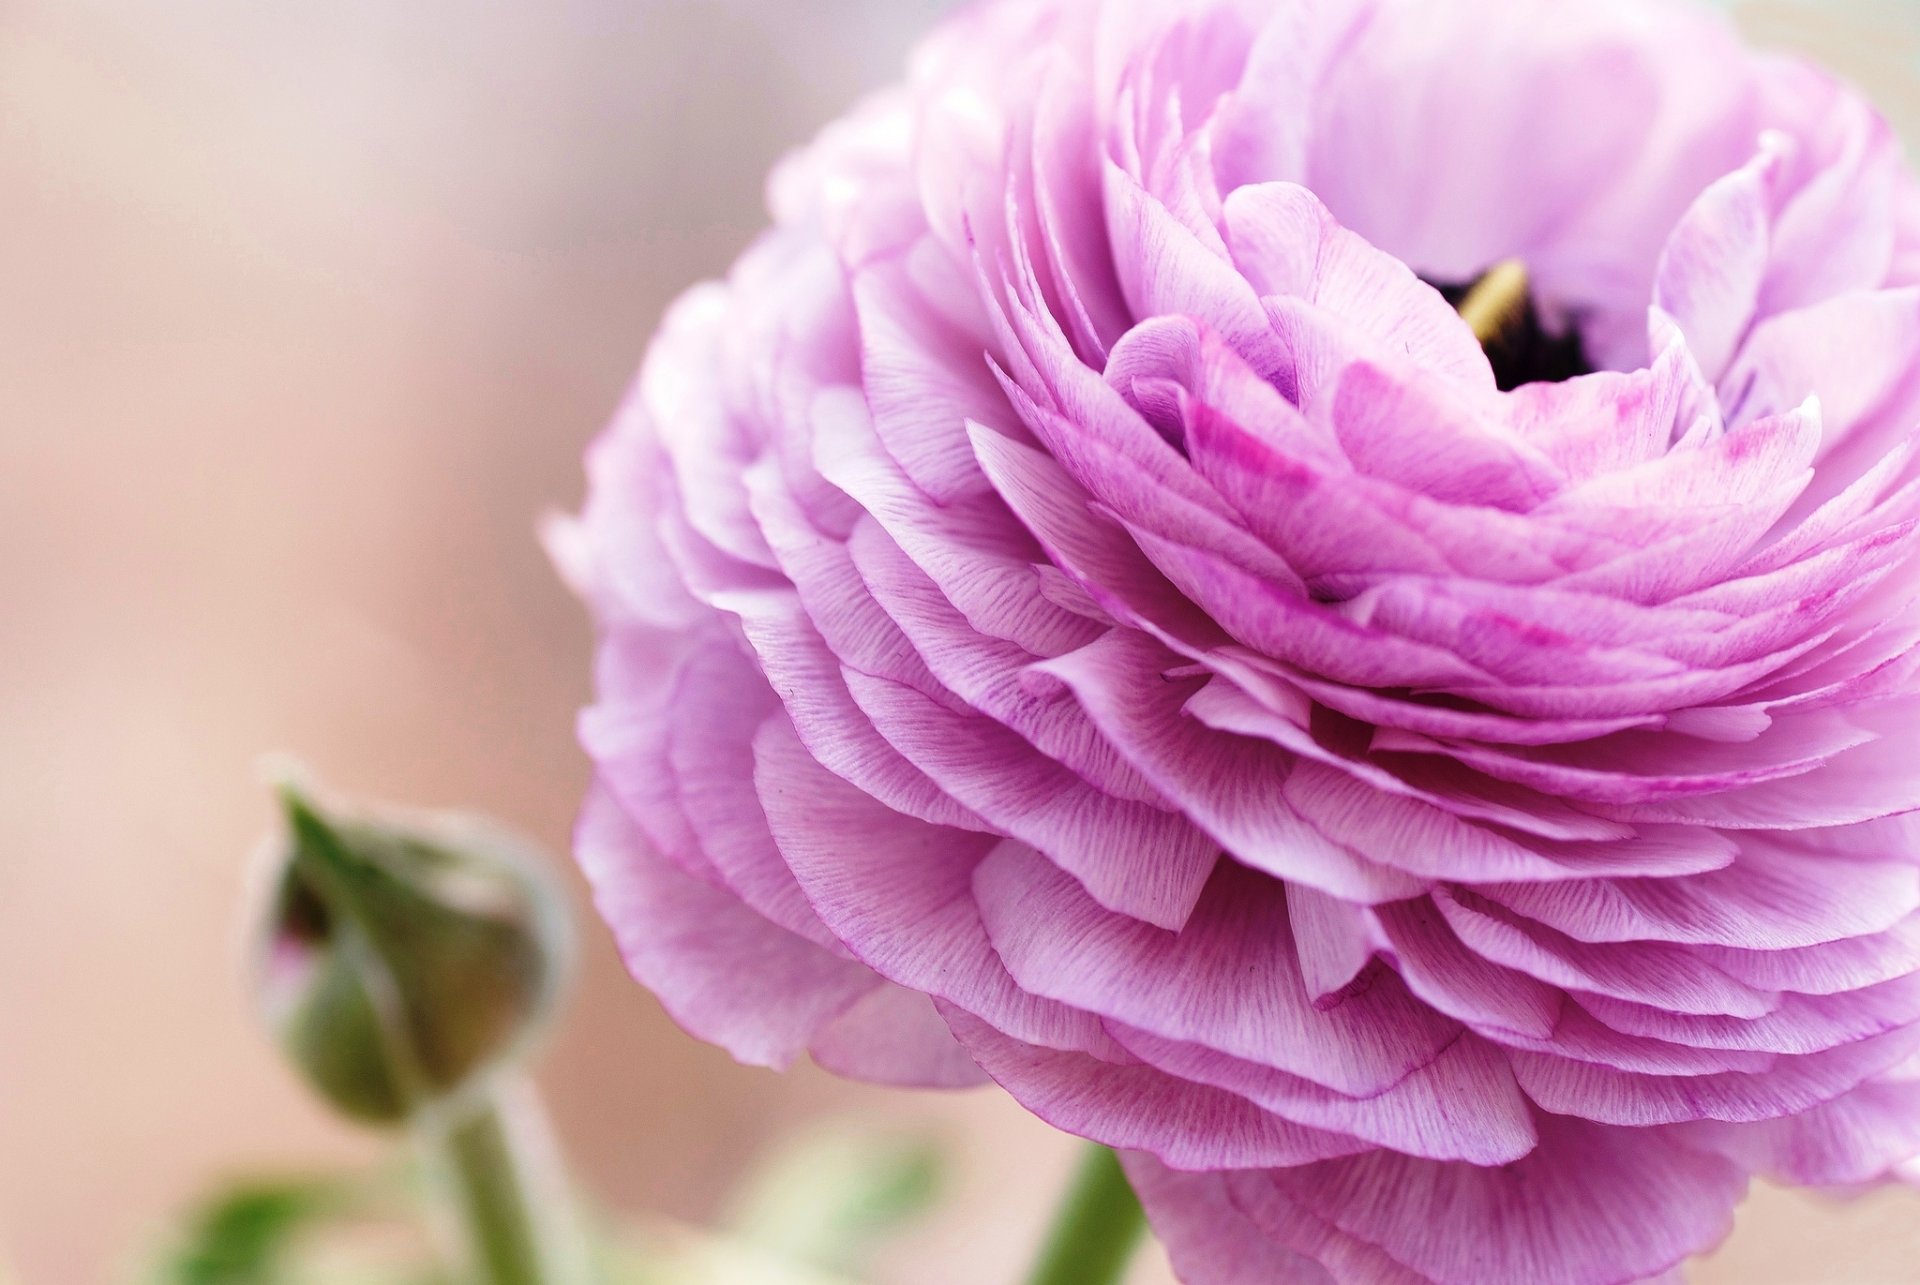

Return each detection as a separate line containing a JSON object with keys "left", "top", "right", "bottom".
{"left": 252, "top": 782, "right": 573, "bottom": 1126}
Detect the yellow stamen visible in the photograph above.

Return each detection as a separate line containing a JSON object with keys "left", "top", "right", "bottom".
{"left": 1455, "top": 259, "right": 1530, "bottom": 348}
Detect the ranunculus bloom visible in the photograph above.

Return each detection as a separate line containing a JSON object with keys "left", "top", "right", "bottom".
{"left": 552, "top": 0, "right": 1920, "bottom": 1279}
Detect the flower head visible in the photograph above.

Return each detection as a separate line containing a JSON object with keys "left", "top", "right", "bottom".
{"left": 554, "top": 1, "right": 1920, "bottom": 1279}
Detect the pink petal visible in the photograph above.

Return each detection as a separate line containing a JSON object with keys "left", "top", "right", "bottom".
{"left": 575, "top": 782, "right": 881, "bottom": 1072}
{"left": 942, "top": 1006, "right": 1374, "bottom": 1170}
{"left": 973, "top": 842, "right": 1459, "bottom": 1095}
{"left": 1254, "top": 1112, "right": 1746, "bottom": 1285}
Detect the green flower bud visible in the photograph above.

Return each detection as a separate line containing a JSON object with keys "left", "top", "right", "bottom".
{"left": 253, "top": 781, "right": 573, "bottom": 1126}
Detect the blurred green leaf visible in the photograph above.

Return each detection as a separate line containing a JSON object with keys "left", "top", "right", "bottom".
{"left": 144, "top": 1169, "right": 443, "bottom": 1285}
{"left": 598, "top": 1222, "right": 858, "bottom": 1285}
{"left": 153, "top": 1177, "right": 349, "bottom": 1285}
{"left": 721, "top": 1125, "right": 943, "bottom": 1275}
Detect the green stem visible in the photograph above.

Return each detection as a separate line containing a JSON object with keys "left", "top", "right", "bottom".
{"left": 418, "top": 1081, "right": 591, "bottom": 1285}
{"left": 1024, "top": 1145, "right": 1147, "bottom": 1285}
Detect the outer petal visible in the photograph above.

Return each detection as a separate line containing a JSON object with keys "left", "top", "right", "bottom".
{"left": 1120, "top": 1157, "right": 1346, "bottom": 1285}
{"left": 575, "top": 782, "right": 881, "bottom": 1073}
{"left": 1251, "top": 1114, "right": 1748, "bottom": 1285}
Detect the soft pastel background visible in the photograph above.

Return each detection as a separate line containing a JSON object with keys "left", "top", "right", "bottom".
{"left": 4, "top": 1, "right": 1920, "bottom": 1281}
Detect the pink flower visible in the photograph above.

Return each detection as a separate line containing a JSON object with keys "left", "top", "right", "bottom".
{"left": 551, "top": 0, "right": 1920, "bottom": 1280}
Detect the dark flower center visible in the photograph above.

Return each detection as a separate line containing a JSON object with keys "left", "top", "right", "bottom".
{"left": 1432, "top": 261, "right": 1595, "bottom": 391}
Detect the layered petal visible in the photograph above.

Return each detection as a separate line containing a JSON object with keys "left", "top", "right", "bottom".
{"left": 562, "top": 1, "right": 1920, "bottom": 1281}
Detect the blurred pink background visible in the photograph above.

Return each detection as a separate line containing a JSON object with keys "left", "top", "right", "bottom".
{"left": 4, "top": 1, "right": 1920, "bottom": 1281}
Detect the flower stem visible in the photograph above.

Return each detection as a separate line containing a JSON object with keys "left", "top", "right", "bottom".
{"left": 1024, "top": 1145, "right": 1147, "bottom": 1285}
{"left": 417, "top": 1079, "right": 592, "bottom": 1285}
